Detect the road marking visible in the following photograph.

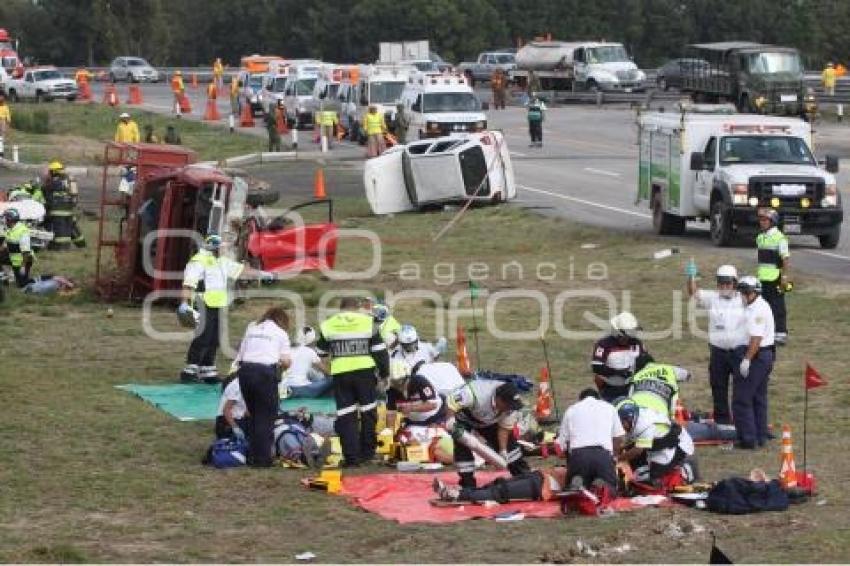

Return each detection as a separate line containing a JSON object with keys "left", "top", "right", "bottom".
{"left": 518, "top": 184, "right": 651, "bottom": 219}
{"left": 803, "top": 249, "right": 850, "bottom": 261}
{"left": 583, "top": 167, "right": 621, "bottom": 178}
{"left": 509, "top": 151, "right": 527, "bottom": 157}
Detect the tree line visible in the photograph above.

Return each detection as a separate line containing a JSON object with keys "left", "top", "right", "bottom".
{"left": 1, "top": 0, "right": 846, "bottom": 68}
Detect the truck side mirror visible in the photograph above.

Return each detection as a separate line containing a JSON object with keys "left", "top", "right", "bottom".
{"left": 411, "top": 102, "right": 420, "bottom": 112}
{"left": 689, "top": 152, "right": 705, "bottom": 171}
{"left": 825, "top": 154, "right": 839, "bottom": 173}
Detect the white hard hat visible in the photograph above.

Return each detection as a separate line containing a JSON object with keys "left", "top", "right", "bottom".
{"left": 389, "top": 360, "right": 410, "bottom": 382}
{"left": 119, "top": 112, "right": 130, "bottom": 119}
{"left": 610, "top": 312, "right": 640, "bottom": 336}
{"left": 737, "top": 276, "right": 762, "bottom": 295}
{"left": 716, "top": 264, "right": 738, "bottom": 281}
{"left": 398, "top": 324, "right": 418, "bottom": 345}
{"left": 296, "top": 326, "right": 317, "bottom": 346}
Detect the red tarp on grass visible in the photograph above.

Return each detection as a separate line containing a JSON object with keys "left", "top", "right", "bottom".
{"left": 338, "top": 471, "right": 669, "bottom": 524}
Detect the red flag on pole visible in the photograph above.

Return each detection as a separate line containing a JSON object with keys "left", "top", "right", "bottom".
{"left": 804, "top": 363, "right": 828, "bottom": 390}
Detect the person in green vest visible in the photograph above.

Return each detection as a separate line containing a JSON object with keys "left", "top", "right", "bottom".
{"left": 178, "top": 234, "right": 274, "bottom": 383}
{"left": 526, "top": 95, "right": 546, "bottom": 148}
{"left": 316, "top": 296, "right": 390, "bottom": 467}
{"left": 264, "top": 108, "right": 281, "bottom": 152}
{"left": 9, "top": 181, "right": 45, "bottom": 204}
{"left": 0, "top": 208, "right": 35, "bottom": 287}
{"left": 371, "top": 302, "right": 401, "bottom": 350}
{"left": 755, "top": 208, "right": 790, "bottom": 345}
{"left": 627, "top": 353, "right": 691, "bottom": 421}
{"left": 318, "top": 108, "right": 338, "bottom": 149}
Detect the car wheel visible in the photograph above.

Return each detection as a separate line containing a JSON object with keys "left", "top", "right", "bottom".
{"left": 819, "top": 226, "right": 840, "bottom": 249}
{"left": 130, "top": 73, "right": 139, "bottom": 83}
{"left": 35, "top": 91, "right": 44, "bottom": 103}
{"left": 67, "top": 96, "right": 77, "bottom": 102}
{"left": 658, "top": 77, "right": 668, "bottom": 91}
{"left": 652, "top": 191, "right": 686, "bottom": 236}
{"left": 709, "top": 200, "right": 733, "bottom": 246}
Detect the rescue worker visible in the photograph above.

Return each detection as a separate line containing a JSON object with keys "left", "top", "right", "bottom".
{"left": 616, "top": 398, "right": 696, "bottom": 486}
{"left": 395, "top": 102, "right": 409, "bottom": 144}
{"left": 756, "top": 208, "right": 790, "bottom": 345}
{"left": 591, "top": 311, "right": 650, "bottom": 403}
{"left": 527, "top": 94, "right": 545, "bottom": 148}
{"left": 171, "top": 70, "right": 185, "bottom": 117}
{"left": 213, "top": 57, "right": 224, "bottom": 90}
{"left": 557, "top": 388, "right": 625, "bottom": 491}
{"left": 490, "top": 68, "right": 507, "bottom": 110}
{"left": 233, "top": 306, "right": 292, "bottom": 467}
{"left": 364, "top": 105, "right": 387, "bottom": 158}
{"left": 445, "top": 380, "right": 531, "bottom": 488}
{"left": 822, "top": 62, "right": 836, "bottom": 97}
{"left": 385, "top": 360, "right": 448, "bottom": 437}
{"left": 9, "top": 181, "right": 45, "bottom": 204}
{"left": 0, "top": 208, "right": 35, "bottom": 287}
{"left": 318, "top": 108, "right": 338, "bottom": 149}
{"left": 42, "top": 161, "right": 85, "bottom": 249}
{"left": 391, "top": 325, "right": 446, "bottom": 367}
{"left": 229, "top": 75, "right": 241, "bottom": 116}
{"left": 316, "top": 296, "right": 390, "bottom": 467}
{"left": 114, "top": 112, "right": 140, "bottom": 143}
{"left": 178, "top": 234, "right": 273, "bottom": 384}
{"left": 734, "top": 276, "right": 775, "bottom": 449}
{"left": 264, "top": 107, "right": 282, "bottom": 152}
{"left": 0, "top": 93, "right": 11, "bottom": 156}
{"left": 371, "top": 302, "right": 401, "bottom": 349}
{"left": 143, "top": 124, "right": 160, "bottom": 144}
{"left": 627, "top": 353, "right": 691, "bottom": 421}
{"left": 164, "top": 125, "right": 182, "bottom": 145}
{"left": 686, "top": 263, "right": 747, "bottom": 425}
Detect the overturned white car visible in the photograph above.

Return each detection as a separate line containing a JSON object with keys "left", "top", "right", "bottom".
{"left": 363, "top": 131, "right": 517, "bottom": 215}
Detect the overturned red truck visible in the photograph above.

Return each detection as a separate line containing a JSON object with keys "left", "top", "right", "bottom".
{"left": 94, "top": 142, "right": 337, "bottom": 301}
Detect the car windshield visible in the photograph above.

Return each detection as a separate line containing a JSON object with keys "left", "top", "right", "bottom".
{"left": 326, "top": 84, "right": 340, "bottom": 98}
{"left": 744, "top": 52, "right": 802, "bottom": 75}
{"left": 369, "top": 81, "right": 406, "bottom": 103}
{"left": 272, "top": 77, "right": 287, "bottom": 92}
{"left": 293, "top": 78, "right": 317, "bottom": 95}
{"left": 719, "top": 136, "right": 814, "bottom": 165}
{"left": 34, "top": 70, "right": 62, "bottom": 81}
{"left": 423, "top": 92, "right": 480, "bottom": 112}
{"left": 127, "top": 59, "right": 147, "bottom": 67}
{"left": 495, "top": 54, "right": 515, "bottom": 64}
{"left": 586, "top": 46, "right": 629, "bottom": 64}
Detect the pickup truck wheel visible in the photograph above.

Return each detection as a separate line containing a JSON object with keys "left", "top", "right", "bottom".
{"left": 245, "top": 188, "right": 281, "bottom": 207}
{"left": 35, "top": 91, "right": 44, "bottom": 103}
{"left": 657, "top": 77, "right": 668, "bottom": 91}
{"left": 587, "top": 80, "right": 600, "bottom": 93}
{"left": 819, "top": 227, "right": 841, "bottom": 249}
{"left": 8, "top": 90, "right": 18, "bottom": 102}
{"left": 710, "top": 200, "right": 733, "bottom": 246}
{"left": 652, "top": 193, "right": 686, "bottom": 236}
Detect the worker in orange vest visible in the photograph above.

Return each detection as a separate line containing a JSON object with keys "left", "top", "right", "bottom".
{"left": 74, "top": 68, "right": 93, "bottom": 86}
{"left": 171, "top": 70, "right": 185, "bottom": 116}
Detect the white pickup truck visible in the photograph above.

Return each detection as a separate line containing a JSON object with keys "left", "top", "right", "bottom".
{"left": 5, "top": 66, "right": 78, "bottom": 102}
{"left": 636, "top": 105, "right": 843, "bottom": 248}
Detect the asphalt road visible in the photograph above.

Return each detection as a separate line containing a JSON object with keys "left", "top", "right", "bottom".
{"left": 12, "top": 81, "right": 850, "bottom": 281}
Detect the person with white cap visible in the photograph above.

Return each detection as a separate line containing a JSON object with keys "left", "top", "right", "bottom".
{"left": 591, "top": 311, "right": 650, "bottom": 403}
{"left": 114, "top": 112, "right": 140, "bottom": 143}
{"left": 686, "top": 262, "right": 748, "bottom": 425}
{"left": 282, "top": 326, "right": 331, "bottom": 398}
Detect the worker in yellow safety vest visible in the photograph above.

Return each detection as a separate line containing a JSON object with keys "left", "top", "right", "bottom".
{"left": 364, "top": 105, "right": 387, "bottom": 158}
{"left": 822, "top": 62, "right": 837, "bottom": 97}
{"left": 316, "top": 296, "right": 390, "bottom": 466}
{"left": 178, "top": 234, "right": 274, "bottom": 383}
{"left": 229, "top": 75, "right": 240, "bottom": 116}
{"left": 0, "top": 208, "right": 35, "bottom": 287}
{"left": 171, "top": 70, "right": 185, "bottom": 116}
{"left": 318, "top": 109, "right": 338, "bottom": 148}
{"left": 213, "top": 57, "right": 224, "bottom": 90}
{"left": 756, "top": 208, "right": 790, "bottom": 345}
{"left": 114, "top": 112, "right": 140, "bottom": 143}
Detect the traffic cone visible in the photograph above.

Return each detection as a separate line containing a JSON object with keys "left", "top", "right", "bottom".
{"left": 535, "top": 366, "right": 555, "bottom": 421}
{"left": 191, "top": 73, "right": 198, "bottom": 89}
{"left": 78, "top": 82, "right": 92, "bottom": 102}
{"left": 203, "top": 97, "right": 220, "bottom": 121}
{"left": 779, "top": 424, "right": 798, "bottom": 488}
{"left": 178, "top": 93, "right": 192, "bottom": 114}
{"left": 674, "top": 398, "right": 689, "bottom": 426}
{"left": 456, "top": 324, "right": 472, "bottom": 377}
{"left": 239, "top": 102, "right": 255, "bottom": 127}
{"left": 127, "top": 84, "right": 143, "bottom": 105}
{"left": 103, "top": 84, "right": 119, "bottom": 106}
{"left": 313, "top": 168, "right": 326, "bottom": 199}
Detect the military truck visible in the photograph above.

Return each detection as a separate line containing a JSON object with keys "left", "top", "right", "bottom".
{"left": 680, "top": 42, "right": 807, "bottom": 115}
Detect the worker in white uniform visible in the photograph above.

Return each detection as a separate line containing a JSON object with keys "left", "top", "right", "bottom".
{"left": 733, "top": 276, "right": 776, "bottom": 449}
{"left": 233, "top": 306, "right": 292, "bottom": 467}
{"left": 392, "top": 325, "right": 446, "bottom": 368}
{"left": 687, "top": 263, "right": 748, "bottom": 425}
{"left": 282, "top": 326, "right": 331, "bottom": 398}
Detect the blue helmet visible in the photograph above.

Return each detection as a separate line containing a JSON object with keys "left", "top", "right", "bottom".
{"left": 616, "top": 399, "right": 639, "bottom": 430}
{"left": 204, "top": 234, "right": 222, "bottom": 250}
{"left": 3, "top": 208, "right": 20, "bottom": 222}
{"left": 372, "top": 304, "right": 389, "bottom": 323}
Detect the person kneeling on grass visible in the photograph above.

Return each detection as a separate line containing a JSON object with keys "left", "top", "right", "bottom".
{"left": 433, "top": 467, "right": 567, "bottom": 503}
{"left": 215, "top": 375, "right": 249, "bottom": 441}
{"left": 282, "top": 326, "right": 332, "bottom": 398}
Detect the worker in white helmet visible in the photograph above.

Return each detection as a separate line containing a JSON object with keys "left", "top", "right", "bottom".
{"left": 686, "top": 262, "right": 748, "bottom": 425}
{"left": 391, "top": 324, "right": 446, "bottom": 368}
{"left": 591, "top": 312, "right": 650, "bottom": 403}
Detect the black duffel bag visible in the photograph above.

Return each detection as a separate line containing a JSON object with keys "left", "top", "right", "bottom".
{"left": 706, "top": 477, "right": 789, "bottom": 514}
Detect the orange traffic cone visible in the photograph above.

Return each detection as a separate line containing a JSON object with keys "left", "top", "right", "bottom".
{"left": 127, "top": 84, "right": 143, "bottom": 105}
{"left": 779, "top": 424, "right": 798, "bottom": 488}
{"left": 456, "top": 324, "right": 472, "bottom": 377}
{"left": 239, "top": 102, "right": 255, "bottom": 127}
{"left": 535, "top": 366, "right": 555, "bottom": 421}
{"left": 674, "top": 398, "right": 688, "bottom": 426}
{"left": 78, "top": 81, "right": 92, "bottom": 102}
{"left": 178, "top": 93, "right": 192, "bottom": 114}
{"left": 203, "top": 99, "right": 220, "bottom": 121}
{"left": 313, "top": 168, "right": 327, "bottom": 199}
{"left": 191, "top": 73, "right": 198, "bottom": 89}
{"left": 103, "top": 84, "right": 119, "bottom": 106}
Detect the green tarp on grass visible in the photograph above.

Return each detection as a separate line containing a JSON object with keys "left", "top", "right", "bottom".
{"left": 116, "top": 383, "right": 336, "bottom": 421}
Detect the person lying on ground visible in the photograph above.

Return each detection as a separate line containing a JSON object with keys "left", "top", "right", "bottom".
{"left": 432, "top": 467, "right": 568, "bottom": 503}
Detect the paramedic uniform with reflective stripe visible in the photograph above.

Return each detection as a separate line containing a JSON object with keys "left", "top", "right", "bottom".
{"left": 628, "top": 363, "right": 688, "bottom": 420}
{"left": 756, "top": 226, "right": 789, "bottom": 336}
{"left": 181, "top": 250, "right": 244, "bottom": 382}
{"left": 0, "top": 221, "right": 34, "bottom": 287}
{"left": 43, "top": 175, "right": 85, "bottom": 248}
{"left": 447, "top": 380, "right": 530, "bottom": 488}
{"left": 387, "top": 373, "right": 445, "bottom": 426}
{"left": 317, "top": 311, "right": 389, "bottom": 465}
{"left": 591, "top": 335, "right": 648, "bottom": 402}
{"left": 734, "top": 295, "right": 775, "bottom": 447}
{"left": 628, "top": 406, "right": 694, "bottom": 480}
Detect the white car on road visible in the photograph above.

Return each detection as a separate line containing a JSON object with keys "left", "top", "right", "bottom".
{"left": 109, "top": 57, "right": 159, "bottom": 83}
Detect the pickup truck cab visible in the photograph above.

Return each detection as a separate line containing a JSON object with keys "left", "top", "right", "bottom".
{"left": 637, "top": 104, "right": 843, "bottom": 248}
{"left": 458, "top": 52, "right": 516, "bottom": 85}
{"left": 401, "top": 71, "right": 487, "bottom": 140}
{"left": 6, "top": 66, "right": 77, "bottom": 102}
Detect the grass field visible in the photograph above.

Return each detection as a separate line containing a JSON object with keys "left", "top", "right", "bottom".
{"left": 4, "top": 102, "right": 264, "bottom": 164}
{"left": 1, "top": 190, "right": 849, "bottom": 563}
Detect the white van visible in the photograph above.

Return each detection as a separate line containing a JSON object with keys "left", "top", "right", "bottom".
{"left": 400, "top": 72, "right": 487, "bottom": 140}
{"left": 283, "top": 65, "right": 321, "bottom": 128}
{"left": 340, "top": 64, "right": 413, "bottom": 135}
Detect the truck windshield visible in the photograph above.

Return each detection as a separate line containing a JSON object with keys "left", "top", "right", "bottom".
{"left": 326, "top": 84, "right": 340, "bottom": 98}
{"left": 370, "top": 81, "right": 406, "bottom": 103}
{"left": 744, "top": 52, "right": 802, "bottom": 75}
{"left": 272, "top": 77, "right": 287, "bottom": 92}
{"left": 33, "top": 70, "right": 62, "bottom": 81}
{"left": 719, "top": 136, "right": 815, "bottom": 165}
{"left": 293, "top": 78, "right": 317, "bottom": 95}
{"left": 586, "top": 46, "right": 629, "bottom": 64}
{"left": 423, "top": 92, "right": 480, "bottom": 112}
{"left": 495, "top": 54, "right": 515, "bottom": 64}
{"left": 248, "top": 75, "right": 264, "bottom": 89}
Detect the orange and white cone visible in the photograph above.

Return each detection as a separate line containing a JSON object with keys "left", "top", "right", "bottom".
{"left": 535, "top": 366, "right": 554, "bottom": 421}
{"left": 779, "top": 424, "right": 798, "bottom": 488}
{"left": 456, "top": 324, "right": 472, "bottom": 377}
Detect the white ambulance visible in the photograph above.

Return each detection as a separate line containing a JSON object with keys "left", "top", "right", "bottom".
{"left": 400, "top": 71, "right": 487, "bottom": 140}
{"left": 636, "top": 104, "right": 843, "bottom": 248}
